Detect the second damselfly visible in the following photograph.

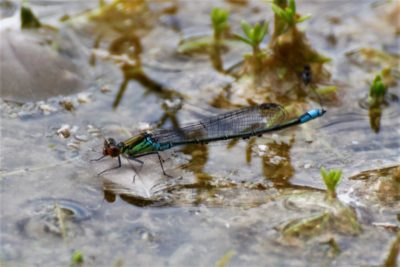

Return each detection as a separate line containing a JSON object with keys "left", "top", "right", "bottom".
{"left": 95, "top": 103, "right": 325, "bottom": 175}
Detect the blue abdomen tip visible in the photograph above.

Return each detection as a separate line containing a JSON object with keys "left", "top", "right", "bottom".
{"left": 300, "top": 109, "right": 326, "bottom": 123}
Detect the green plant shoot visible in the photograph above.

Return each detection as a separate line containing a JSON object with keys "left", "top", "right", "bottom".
{"left": 235, "top": 20, "right": 269, "bottom": 56}
{"left": 320, "top": 167, "right": 342, "bottom": 199}
{"left": 368, "top": 74, "right": 387, "bottom": 107}
{"left": 271, "top": 0, "right": 310, "bottom": 34}
{"left": 210, "top": 8, "right": 229, "bottom": 42}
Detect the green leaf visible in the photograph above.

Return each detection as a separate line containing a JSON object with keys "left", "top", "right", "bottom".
{"left": 271, "top": 3, "right": 286, "bottom": 19}
{"left": 260, "top": 21, "right": 269, "bottom": 39}
{"left": 233, "top": 33, "right": 253, "bottom": 45}
{"left": 289, "top": 0, "right": 296, "bottom": 13}
{"left": 320, "top": 167, "right": 328, "bottom": 180}
{"left": 253, "top": 23, "right": 262, "bottom": 42}
{"left": 287, "top": 8, "right": 295, "bottom": 23}
{"left": 211, "top": 8, "right": 229, "bottom": 30}
{"left": 296, "top": 14, "right": 311, "bottom": 23}
{"left": 370, "top": 75, "right": 387, "bottom": 98}
{"left": 320, "top": 167, "right": 342, "bottom": 192}
{"left": 241, "top": 20, "right": 252, "bottom": 38}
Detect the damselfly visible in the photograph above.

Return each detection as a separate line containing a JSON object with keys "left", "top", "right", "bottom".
{"left": 94, "top": 103, "right": 325, "bottom": 175}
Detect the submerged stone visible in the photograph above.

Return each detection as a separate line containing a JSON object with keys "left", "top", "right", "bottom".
{"left": 0, "top": 29, "right": 89, "bottom": 103}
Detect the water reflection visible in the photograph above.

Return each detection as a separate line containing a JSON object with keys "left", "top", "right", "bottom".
{"left": 91, "top": 31, "right": 181, "bottom": 108}
{"left": 181, "top": 144, "right": 212, "bottom": 181}
{"left": 85, "top": 0, "right": 181, "bottom": 108}
{"left": 103, "top": 189, "right": 167, "bottom": 207}
{"left": 153, "top": 99, "right": 183, "bottom": 129}
{"left": 262, "top": 137, "right": 295, "bottom": 185}
{"left": 359, "top": 93, "right": 399, "bottom": 133}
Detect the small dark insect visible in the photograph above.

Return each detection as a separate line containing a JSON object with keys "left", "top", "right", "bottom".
{"left": 301, "top": 65, "right": 312, "bottom": 86}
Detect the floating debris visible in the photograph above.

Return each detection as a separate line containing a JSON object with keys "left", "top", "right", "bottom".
{"left": 77, "top": 93, "right": 92, "bottom": 104}
{"left": 74, "top": 135, "right": 89, "bottom": 142}
{"left": 39, "top": 103, "right": 57, "bottom": 115}
{"left": 57, "top": 124, "right": 71, "bottom": 139}
{"left": 59, "top": 98, "right": 75, "bottom": 111}
{"left": 100, "top": 85, "right": 111, "bottom": 93}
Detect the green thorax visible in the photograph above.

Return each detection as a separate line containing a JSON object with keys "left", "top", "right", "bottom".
{"left": 120, "top": 134, "right": 158, "bottom": 157}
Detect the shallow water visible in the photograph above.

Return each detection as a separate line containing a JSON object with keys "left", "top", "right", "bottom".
{"left": 1, "top": 0, "right": 399, "bottom": 266}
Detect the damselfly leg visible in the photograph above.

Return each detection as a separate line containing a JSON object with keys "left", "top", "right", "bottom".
{"left": 131, "top": 152, "right": 172, "bottom": 178}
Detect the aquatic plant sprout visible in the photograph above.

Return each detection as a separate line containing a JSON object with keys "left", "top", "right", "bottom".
{"left": 210, "top": 8, "right": 230, "bottom": 42}
{"left": 271, "top": 0, "right": 311, "bottom": 28}
{"left": 320, "top": 167, "right": 342, "bottom": 199}
{"left": 368, "top": 74, "right": 388, "bottom": 107}
{"left": 233, "top": 20, "right": 269, "bottom": 76}
{"left": 235, "top": 20, "right": 269, "bottom": 54}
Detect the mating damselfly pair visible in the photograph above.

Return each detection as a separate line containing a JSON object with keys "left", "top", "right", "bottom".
{"left": 94, "top": 103, "right": 326, "bottom": 176}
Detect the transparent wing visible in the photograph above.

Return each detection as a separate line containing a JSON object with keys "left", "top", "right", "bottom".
{"left": 151, "top": 103, "right": 288, "bottom": 144}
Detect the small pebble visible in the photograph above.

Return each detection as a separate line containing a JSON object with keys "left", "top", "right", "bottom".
{"left": 138, "top": 122, "right": 151, "bottom": 131}
{"left": 100, "top": 85, "right": 111, "bottom": 93}
{"left": 57, "top": 124, "right": 71, "bottom": 138}
{"left": 74, "top": 135, "right": 89, "bottom": 142}
{"left": 87, "top": 125, "right": 101, "bottom": 136}
{"left": 258, "top": 144, "right": 267, "bottom": 152}
{"left": 141, "top": 232, "right": 149, "bottom": 240}
{"left": 77, "top": 93, "right": 91, "bottom": 104}
{"left": 67, "top": 141, "right": 80, "bottom": 150}
{"left": 59, "top": 99, "right": 74, "bottom": 111}
{"left": 39, "top": 103, "right": 57, "bottom": 114}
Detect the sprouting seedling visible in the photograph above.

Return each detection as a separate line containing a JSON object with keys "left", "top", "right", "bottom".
{"left": 210, "top": 7, "right": 230, "bottom": 43}
{"left": 320, "top": 167, "right": 342, "bottom": 199}
{"left": 20, "top": 0, "right": 41, "bottom": 29}
{"left": 271, "top": 0, "right": 310, "bottom": 35}
{"left": 234, "top": 20, "right": 269, "bottom": 56}
{"left": 368, "top": 74, "right": 387, "bottom": 107}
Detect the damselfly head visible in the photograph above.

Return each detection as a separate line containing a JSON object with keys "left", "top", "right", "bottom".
{"left": 103, "top": 138, "right": 121, "bottom": 157}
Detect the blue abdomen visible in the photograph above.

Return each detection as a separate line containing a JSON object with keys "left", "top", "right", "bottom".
{"left": 300, "top": 109, "right": 326, "bottom": 123}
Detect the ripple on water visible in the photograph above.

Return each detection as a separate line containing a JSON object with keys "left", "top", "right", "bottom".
{"left": 17, "top": 198, "right": 91, "bottom": 240}
{"left": 316, "top": 101, "right": 400, "bottom": 164}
